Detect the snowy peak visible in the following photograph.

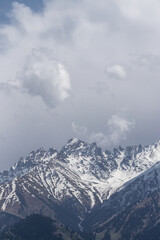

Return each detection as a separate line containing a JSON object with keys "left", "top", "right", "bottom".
{"left": 61, "top": 138, "right": 102, "bottom": 158}
{"left": 1, "top": 139, "right": 160, "bottom": 188}
{"left": 104, "top": 141, "right": 160, "bottom": 174}
{"left": 59, "top": 138, "right": 114, "bottom": 182}
{"left": 0, "top": 147, "right": 58, "bottom": 185}
{"left": 1, "top": 138, "right": 160, "bottom": 231}
{"left": 1, "top": 139, "right": 160, "bottom": 190}
{"left": 24, "top": 147, "right": 58, "bottom": 162}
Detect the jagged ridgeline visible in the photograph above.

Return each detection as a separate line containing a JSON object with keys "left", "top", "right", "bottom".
{"left": 0, "top": 138, "right": 160, "bottom": 239}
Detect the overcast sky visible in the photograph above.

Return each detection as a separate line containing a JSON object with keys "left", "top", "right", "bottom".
{"left": 0, "top": 0, "right": 160, "bottom": 170}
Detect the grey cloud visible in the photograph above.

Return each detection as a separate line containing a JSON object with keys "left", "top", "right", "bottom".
{"left": 107, "top": 114, "right": 135, "bottom": 145}
{"left": 72, "top": 121, "right": 109, "bottom": 148}
{"left": 72, "top": 122, "right": 88, "bottom": 137}
{"left": 95, "top": 81, "right": 109, "bottom": 94}
{"left": 106, "top": 64, "right": 126, "bottom": 80}
{"left": 72, "top": 114, "right": 135, "bottom": 148}
{"left": 0, "top": 0, "right": 160, "bottom": 170}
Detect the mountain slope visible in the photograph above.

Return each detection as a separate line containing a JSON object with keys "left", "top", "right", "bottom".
{"left": 94, "top": 190, "right": 160, "bottom": 240}
{"left": 0, "top": 214, "right": 84, "bottom": 240}
{"left": 0, "top": 138, "right": 160, "bottom": 230}
{"left": 83, "top": 161, "right": 160, "bottom": 230}
{"left": 0, "top": 212, "right": 20, "bottom": 233}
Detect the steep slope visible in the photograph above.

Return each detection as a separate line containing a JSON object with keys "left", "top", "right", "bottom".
{"left": 0, "top": 147, "right": 58, "bottom": 185}
{"left": 0, "top": 214, "right": 84, "bottom": 240}
{"left": 85, "top": 162, "right": 160, "bottom": 238}
{"left": 94, "top": 190, "right": 160, "bottom": 240}
{"left": 0, "top": 138, "right": 160, "bottom": 230}
{"left": 0, "top": 212, "right": 20, "bottom": 233}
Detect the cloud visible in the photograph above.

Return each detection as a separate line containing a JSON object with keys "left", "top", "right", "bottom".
{"left": 116, "top": 0, "right": 160, "bottom": 25}
{"left": 95, "top": 81, "right": 109, "bottom": 94}
{"left": 20, "top": 48, "right": 71, "bottom": 107}
{"left": 72, "top": 121, "right": 109, "bottom": 147}
{"left": 89, "top": 132, "right": 109, "bottom": 147}
{"left": 72, "top": 122, "right": 88, "bottom": 136}
{"left": 0, "top": 0, "right": 160, "bottom": 169}
{"left": 0, "top": 2, "right": 72, "bottom": 108}
{"left": 72, "top": 114, "right": 135, "bottom": 148}
{"left": 107, "top": 114, "right": 135, "bottom": 145}
{"left": 106, "top": 64, "right": 126, "bottom": 80}
{"left": 0, "top": 48, "right": 71, "bottom": 108}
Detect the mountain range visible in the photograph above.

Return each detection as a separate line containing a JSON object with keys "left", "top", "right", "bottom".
{"left": 0, "top": 138, "right": 160, "bottom": 239}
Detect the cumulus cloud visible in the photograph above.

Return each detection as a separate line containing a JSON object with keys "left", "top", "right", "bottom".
{"left": 1, "top": 48, "right": 71, "bottom": 108}
{"left": 21, "top": 48, "right": 71, "bottom": 107}
{"left": 0, "top": 2, "right": 71, "bottom": 108}
{"left": 106, "top": 64, "right": 126, "bottom": 80}
{"left": 72, "top": 114, "right": 135, "bottom": 148}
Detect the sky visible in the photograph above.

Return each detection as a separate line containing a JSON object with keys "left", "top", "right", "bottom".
{"left": 0, "top": 0, "right": 160, "bottom": 170}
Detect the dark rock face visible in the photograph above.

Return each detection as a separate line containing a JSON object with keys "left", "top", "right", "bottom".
{"left": 0, "top": 214, "right": 84, "bottom": 240}
{"left": 83, "top": 162, "right": 160, "bottom": 231}
{"left": 0, "top": 212, "right": 20, "bottom": 233}
{"left": 93, "top": 191, "right": 160, "bottom": 240}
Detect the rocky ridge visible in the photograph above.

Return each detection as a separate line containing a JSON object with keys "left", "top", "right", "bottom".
{"left": 0, "top": 138, "right": 160, "bottom": 230}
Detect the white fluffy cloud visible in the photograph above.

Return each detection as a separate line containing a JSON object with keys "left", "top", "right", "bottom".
{"left": 0, "top": 2, "right": 71, "bottom": 108}
{"left": 20, "top": 49, "right": 71, "bottom": 107}
{"left": 1, "top": 48, "right": 71, "bottom": 108}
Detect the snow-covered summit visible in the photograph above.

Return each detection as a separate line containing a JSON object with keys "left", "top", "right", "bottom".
{"left": 0, "top": 138, "right": 160, "bottom": 230}
{"left": 1, "top": 139, "right": 160, "bottom": 191}
{"left": 0, "top": 147, "right": 58, "bottom": 185}
{"left": 61, "top": 138, "right": 101, "bottom": 157}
